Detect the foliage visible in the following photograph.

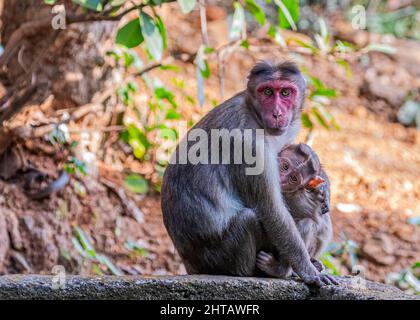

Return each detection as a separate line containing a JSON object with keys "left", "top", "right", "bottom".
{"left": 43, "top": 0, "right": 351, "bottom": 193}
{"left": 347, "top": 2, "right": 420, "bottom": 40}
{"left": 321, "top": 234, "right": 361, "bottom": 276}
{"left": 386, "top": 262, "right": 420, "bottom": 295}
{"left": 124, "top": 174, "right": 149, "bottom": 194}
{"left": 48, "top": 125, "right": 88, "bottom": 177}
{"left": 64, "top": 157, "right": 88, "bottom": 176}
{"left": 72, "top": 227, "right": 123, "bottom": 276}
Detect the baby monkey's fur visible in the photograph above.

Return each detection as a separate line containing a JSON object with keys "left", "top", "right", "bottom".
{"left": 257, "top": 143, "right": 332, "bottom": 277}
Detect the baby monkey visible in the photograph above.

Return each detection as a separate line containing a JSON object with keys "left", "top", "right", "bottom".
{"left": 257, "top": 143, "right": 332, "bottom": 277}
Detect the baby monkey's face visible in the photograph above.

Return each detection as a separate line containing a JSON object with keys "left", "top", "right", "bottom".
{"left": 278, "top": 143, "right": 323, "bottom": 193}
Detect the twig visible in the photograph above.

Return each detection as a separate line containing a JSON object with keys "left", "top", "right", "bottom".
{"left": 216, "top": 40, "right": 241, "bottom": 100}
{"left": 199, "top": 0, "right": 209, "bottom": 47}
{"left": 136, "top": 62, "right": 163, "bottom": 76}
{"left": 0, "top": 83, "right": 41, "bottom": 126}
{"left": 100, "top": 178, "right": 145, "bottom": 224}
{"left": 304, "top": 129, "right": 315, "bottom": 147}
{"left": 69, "top": 125, "right": 125, "bottom": 134}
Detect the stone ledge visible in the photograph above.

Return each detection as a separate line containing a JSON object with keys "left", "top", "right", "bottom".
{"left": 0, "top": 275, "right": 417, "bottom": 300}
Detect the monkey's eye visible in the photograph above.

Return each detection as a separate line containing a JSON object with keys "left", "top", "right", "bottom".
{"left": 280, "top": 88, "right": 291, "bottom": 97}
{"left": 289, "top": 175, "right": 299, "bottom": 184}
{"left": 264, "top": 88, "right": 274, "bottom": 96}
{"left": 281, "top": 161, "right": 289, "bottom": 171}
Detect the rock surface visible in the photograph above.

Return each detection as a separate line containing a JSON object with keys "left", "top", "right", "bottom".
{"left": 0, "top": 275, "right": 417, "bottom": 300}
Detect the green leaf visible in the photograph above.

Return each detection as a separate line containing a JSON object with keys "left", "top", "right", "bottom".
{"left": 364, "top": 43, "right": 396, "bottom": 54}
{"left": 116, "top": 18, "right": 144, "bottom": 48}
{"left": 159, "top": 127, "right": 178, "bottom": 141}
{"left": 160, "top": 65, "right": 180, "bottom": 71}
{"left": 139, "top": 12, "right": 164, "bottom": 61}
{"left": 96, "top": 254, "right": 124, "bottom": 276}
{"left": 336, "top": 59, "right": 353, "bottom": 78}
{"left": 201, "top": 60, "right": 211, "bottom": 79}
{"left": 91, "top": 264, "right": 103, "bottom": 275}
{"left": 204, "top": 47, "right": 215, "bottom": 54}
{"left": 245, "top": 0, "right": 266, "bottom": 26}
{"left": 125, "top": 241, "right": 148, "bottom": 256}
{"left": 321, "top": 253, "right": 340, "bottom": 276}
{"left": 301, "top": 112, "right": 313, "bottom": 129}
{"left": 334, "top": 40, "right": 355, "bottom": 53}
{"left": 240, "top": 39, "right": 250, "bottom": 49}
{"left": 154, "top": 86, "right": 175, "bottom": 100}
{"left": 155, "top": 15, "right": 167, "bottom": 49}
{"left": 74, "top": 227, "right": 95, "bottom": 253}
{"left": 110, "top": 0, "right": 126, "bottom": 6}
{"left": 275, "top": 0, "right": 299, "bottom": 30}
{"left": 154, "top": 86, "right": 177, "bottom": 108}
{"left": 291, "top": 38, "right": 318, "bottom": 53}
{"left": 72, "top": 237, "right": 89, "bottom": 258}
{"left": 165, "top": 109, "right": 182, "bottom": 120}
{"left": 44, "top": 0, "right": 57, "bottom": 4}
{"left": 267, "top": 24, "right": 286, "bottom": 47}
{"left": 195, "top": 45, "right": 211, "bottom": 79}
{"left": 72, "top": 0, "right": 103, "bottom": 11}
{"left": 311, "top": 88, "right": 337, "bottom": 98}
{"left": 124, "top": 174, "right": 149, "bottom": 194}
{"left": 126, "top": 125, "right": 151, "bottom": 148}
{"left": 178, "top": 0, "right": 197, "bottom": 14}
{"left": 230, "top": 2, "right": 245, "bottom": 40}
{"left": 312, "top": 107, "right": 330, "bottom": 129}
{"left": 319, "top": 105, "right": 341, "bottom": 131}
{"left": 307, "top": 75, "right": 323, "bottom": 89}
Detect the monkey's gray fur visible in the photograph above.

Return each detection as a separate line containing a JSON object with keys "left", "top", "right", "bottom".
{"left": 161, "top": 61, "right": 337, "bottom": 286}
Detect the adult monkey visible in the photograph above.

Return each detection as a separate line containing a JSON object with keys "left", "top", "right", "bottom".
{"left": 162, "top": 61, "right": 337, "bottom": 286}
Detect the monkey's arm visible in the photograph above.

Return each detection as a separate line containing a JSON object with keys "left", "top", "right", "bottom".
{"left": 237, "top": 150, "right": 336, "bottom": 286}
{"left": 319, "top": 168, "right": 330, "bottom": 214}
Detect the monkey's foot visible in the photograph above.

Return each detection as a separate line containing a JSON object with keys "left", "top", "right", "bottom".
{"left": 256, "top": 251, "right": 291, "bottom": 278}
{"left": 311, "top": 259, "right": 324, "bottom": 272}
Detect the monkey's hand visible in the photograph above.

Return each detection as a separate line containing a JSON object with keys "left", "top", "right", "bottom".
{"left": 296, "top": 263, "right": 338, "bottom": 287}
{"left": 311, "top": 258, "right": 324, "bottom": 272}
{"left": 301, "top": 187, "right": 325, "bottom": 217}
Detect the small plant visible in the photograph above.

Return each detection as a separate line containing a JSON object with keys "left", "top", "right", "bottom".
{"left": 64, "top": 157, "right": 88, "bottom": 176}
{"left": 386, "top": 262, "right": 420, "bottom": 295}
{"left": 321, "top": 234, "right": 360, "bottom": 275}
{"left": 72, "top": 227, "right": 123, "bottom": 276}
{"left": 300, "top": 72, "right": 340, "bottom": 134}
{"left": 125, "top": 240, "right": 149, "bottom": 258}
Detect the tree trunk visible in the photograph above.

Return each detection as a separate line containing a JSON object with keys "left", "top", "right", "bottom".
{"left": 0, "top": 0, "right": 118, "bottom": 152}
{"left": 0, "top": 1, "right": 119, "bottom": 272}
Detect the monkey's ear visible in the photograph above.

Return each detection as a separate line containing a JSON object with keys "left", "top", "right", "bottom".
{"left": 297, "top": 143, "right": 311, "bottom": 156}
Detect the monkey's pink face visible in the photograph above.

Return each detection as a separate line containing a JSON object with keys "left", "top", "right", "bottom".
{"left": 256, "top": 80, "right": 298, "bottom": 131}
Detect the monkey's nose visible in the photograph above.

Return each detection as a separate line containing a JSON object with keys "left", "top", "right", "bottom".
{"left": 273, "top": 112, "right": 282, "bottom": 119}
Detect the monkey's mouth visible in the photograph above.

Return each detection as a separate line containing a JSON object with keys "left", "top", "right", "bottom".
{"left": 269, "top": 121, "right": 289, "bottom": 132}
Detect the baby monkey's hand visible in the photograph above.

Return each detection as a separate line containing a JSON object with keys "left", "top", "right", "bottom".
{"left": 306, "top": 176, "right": 329, "bottom": 214}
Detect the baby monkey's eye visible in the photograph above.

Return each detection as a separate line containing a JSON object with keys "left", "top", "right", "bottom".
{"left": 289, "top": 175, "right": 298, "bottom": 184}
{"left": 264, "top": 88, "right": 274, "bottom": 96}
{"left": 281, "top": 88, "right": 291, "bottom": 97}
{"left": 281, "top": 161, "right": 289, "bottom": 171}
